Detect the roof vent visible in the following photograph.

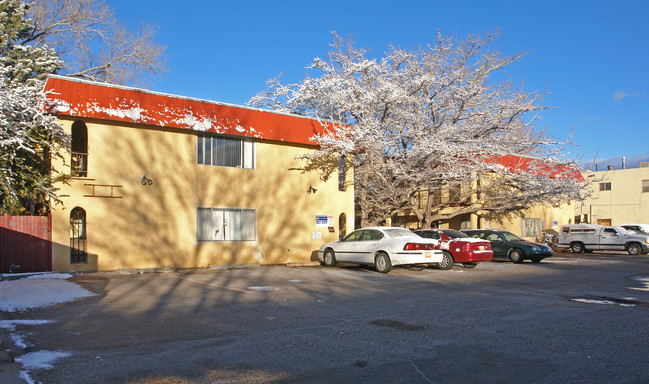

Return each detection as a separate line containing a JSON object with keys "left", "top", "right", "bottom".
{"left": 641, "top": 162, "right": 649, "bottom": 168}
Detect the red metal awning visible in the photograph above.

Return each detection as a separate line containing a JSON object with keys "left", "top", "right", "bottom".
{"left": 44, "top": 75, "right": 332, "bottom": 146}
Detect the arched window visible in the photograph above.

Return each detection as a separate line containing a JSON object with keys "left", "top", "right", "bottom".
{"left": 71, "top": 121, "right": 88, "bottom": 177}
{"left": 70, "top": 207, "right": 87, "bottom": 264}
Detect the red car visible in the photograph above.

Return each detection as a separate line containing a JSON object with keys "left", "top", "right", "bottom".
{"left": 414, "top": 229, "right": 493, "bottom": 269}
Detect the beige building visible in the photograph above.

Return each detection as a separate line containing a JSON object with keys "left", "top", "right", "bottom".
{"left": 577, "top": 164, "right": 649, "bottom": 226}
{"left": 394, "top": 203, "right": 575, "bottom": 242}
{"left": 45, "top": 76, "right": 354, "bottom": 272}
{"left": 391, "top": 154, "right": 580, "bottom": 241}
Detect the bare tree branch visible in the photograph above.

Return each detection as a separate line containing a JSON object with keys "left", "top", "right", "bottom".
{"left": 25, "top": 0, "right": 166, "bottom": 87}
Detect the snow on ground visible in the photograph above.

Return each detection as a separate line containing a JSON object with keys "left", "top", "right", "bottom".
{"left": 0, "top": 273, "right": 95, "bottom": 383}
{"left": 0, "top": 273, "right": 95, "bottom": 312}
{"left": 15, "top": 350, "right": 71, "bottom": 369}
{"left": 0, "top": 320, "right": 52, "bottom": 349}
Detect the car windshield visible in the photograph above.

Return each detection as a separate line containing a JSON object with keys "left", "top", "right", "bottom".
{"left": 441, "top": 229, "right": 468, "bottom": 239}
{"left": 384, "top": 228, "right": 416, "bottom": 238}
{"left": 500, "top": 231, "right": 523, "bottom": 242}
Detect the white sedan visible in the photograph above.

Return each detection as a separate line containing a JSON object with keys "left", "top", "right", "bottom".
{"left": 318, "top": 227, "right": 443, "bottom": 273}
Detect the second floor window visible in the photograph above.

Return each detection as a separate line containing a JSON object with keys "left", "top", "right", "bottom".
{"left": 71, "top": 121, "right": 88, "bottom": 177}
{"left": 338, "top": 156, "right": 346, "bottom": 191}
{"left": 197, "top": 134, "right": 254, "bottom": 169}
{"left": 599, "top": 182, "right": 611, "bottom": 191}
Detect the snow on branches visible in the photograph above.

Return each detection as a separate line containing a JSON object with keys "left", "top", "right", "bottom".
{"left": 1, "top": 0, "right": 68, "bottom": 214}
{"left": 0, "top": 77, "right": 69, "bottom": 214}
{"left": 250, "top": 31, "right": 588, "bottom": 226}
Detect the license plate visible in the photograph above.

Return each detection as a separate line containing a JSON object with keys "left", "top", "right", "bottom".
{"left": 425, "top": 252, "right": 431, "bottom": 258}
{"left": 479, "top": 246, "right": 484, "bottom": 251}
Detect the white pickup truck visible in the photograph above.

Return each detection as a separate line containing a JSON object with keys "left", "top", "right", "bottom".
{"left": 557, "top": 224, "right": 649, "bottom": 255}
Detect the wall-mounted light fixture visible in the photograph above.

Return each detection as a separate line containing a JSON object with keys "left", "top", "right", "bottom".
{"left": 307, "top": 185, "right": 317, "bottom": 194}
{"left": 141, "top": 174, "right": 153, "bottom": 185}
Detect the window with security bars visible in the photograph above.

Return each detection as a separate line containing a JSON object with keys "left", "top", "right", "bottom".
{"left": 71, "top": 121, "right": 88, "bottom": 177}
{"left": 70, "top": 207, "right": 87, "bottom": 264}
{"left": 197, "top": 134, "right": 254, "bottom": 169}
{"left": 643, "top": 180, "right": 649, "bottom": 193}
{"left": 521, "top": 218, "right": 541, "bottom": 238}
{"left": 197, "top": 208, "right": 256, "bottom": 241}
{"left": 599, "top": 182, "right": 611, "bottom": 191}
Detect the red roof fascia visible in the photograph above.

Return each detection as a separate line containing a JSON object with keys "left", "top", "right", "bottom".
{"left": 484, "top": 154, "right": 585, "bottom": 181}
{"left": 43, "top": 76, "right": 333, "bottom": 146}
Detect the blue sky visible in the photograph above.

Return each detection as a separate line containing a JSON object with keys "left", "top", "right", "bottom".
{"left": 108, "top": 0, "right": 649, "bottom": 168}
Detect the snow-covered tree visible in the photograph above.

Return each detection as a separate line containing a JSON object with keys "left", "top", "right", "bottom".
{"left": 0, "top": 0, "right": 68, "bottom": 215}
{"left": 250, "top": 31, "right": 589, "bottom": 227}
{"left": 23, "top": 0, "right": 166, "bottom": 87}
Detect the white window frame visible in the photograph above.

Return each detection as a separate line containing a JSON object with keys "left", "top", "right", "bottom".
{"left": 197, "top": 134, "right": 255, "bottom": 169}
{"left": 197, "top": 207, "right": 257, "bottom": 241}
{"left": 521, "top": 218, "right": 541, "bottom": 238}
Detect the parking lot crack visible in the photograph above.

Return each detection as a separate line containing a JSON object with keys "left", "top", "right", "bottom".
{"left": 408, "top": 360, "right": 436, "bottom": 383}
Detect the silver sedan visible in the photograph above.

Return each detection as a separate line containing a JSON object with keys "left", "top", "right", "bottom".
{"left": 318, "top": 227, "right": 443, "bottom": 273}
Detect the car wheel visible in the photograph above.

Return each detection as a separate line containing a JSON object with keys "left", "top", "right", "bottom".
{"left": 530, "top": 256, "right": 543, "bottom": 263}
{"left": 323, "top": 249, "right": 337, "bottom": 267}
{"left": 463, "top": 262, "right": 478, "bottom": 269}
{"left": 570, "top": 242, "right": 584, "bottom": 253}
{"left": 509, "top": 249, "right": 524, "bottom": 263}
{"left": 627, "top": 243, "right": 641, "bottom": 255}
{"left": 374, "top": 252, "right": 392, "bottom": 273}
{"left": 438, "top": 251, "right": 455, "bottom": 270}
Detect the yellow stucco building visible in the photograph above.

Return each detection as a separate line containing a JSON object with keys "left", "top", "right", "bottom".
{"left": 394, "top": 202, "right": 575, "bottom": 242}
{"left": 45, "top": 76, "right": 354, "bottom": 272}
{"left": 391, "top": 154, "right": 581, "bottom": 241}
{"left": 577, "top": 165, "right": 649, "bottom": 226}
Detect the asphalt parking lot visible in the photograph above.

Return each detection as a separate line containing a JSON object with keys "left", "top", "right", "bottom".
{"left": 3, "top": 252, "right": 649, "bottom": 383}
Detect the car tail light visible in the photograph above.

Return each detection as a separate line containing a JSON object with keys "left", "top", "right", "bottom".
{"left": 403, "top": 243, "right": 434, "bottom": 251}
{"left": 462, "top": 243, "right": 491, "bottom": 251}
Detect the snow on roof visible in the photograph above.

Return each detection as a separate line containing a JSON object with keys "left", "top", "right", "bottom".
{"left": 44, "top": 75, "right": 333, "bottom": 146}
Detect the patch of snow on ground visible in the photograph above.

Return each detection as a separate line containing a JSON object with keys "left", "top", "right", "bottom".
{"left": 0, "top": 274, "right": 94, "bottom": 312}
{"left": 15, "top": 351, "right": 70, "bottom": 369}
{"left": 247, "top": 286, "right": 276, "bottom": 291}
{"left": 24, "top": 273, "right": 74, "bottom": 280}
{"left": 571, "top": 298, "right": 615, "bottom": 305}
{"left": 0, "top": 320, "right": 52, "bottom": 348}
{"left": 629, "top": 276, "right": 649, "bottom": 291}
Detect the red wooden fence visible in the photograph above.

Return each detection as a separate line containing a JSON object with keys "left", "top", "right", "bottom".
{"left": 0, "top": 214, "right": 52, "bottom": 273}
